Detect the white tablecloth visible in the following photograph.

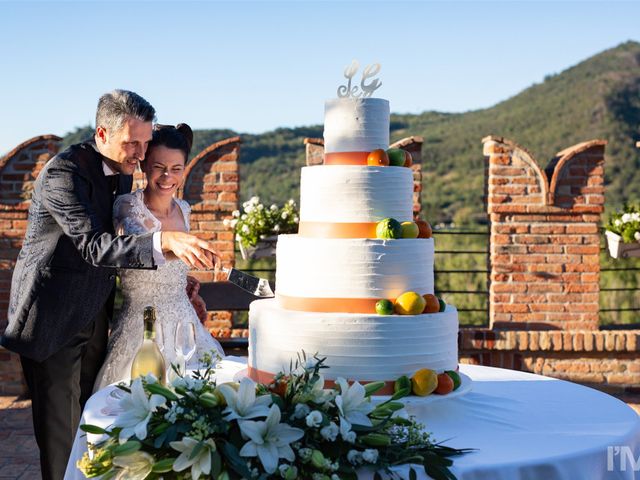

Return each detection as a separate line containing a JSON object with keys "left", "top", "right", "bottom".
{"left": 65, "top": 361, "right": 640, "bottom": 480}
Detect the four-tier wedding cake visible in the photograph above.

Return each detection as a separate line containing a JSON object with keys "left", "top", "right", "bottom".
{"left": 248, "top": 71, "right": 458, "bottom": 393}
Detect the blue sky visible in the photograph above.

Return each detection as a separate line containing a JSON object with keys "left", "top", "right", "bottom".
{"left": 0, "top": 0, "right": 638, "bottom": 154}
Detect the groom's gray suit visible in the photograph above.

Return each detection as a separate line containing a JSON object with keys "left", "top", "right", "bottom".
{"left": 1, "top": 140, "right": 156, "bottom": 479}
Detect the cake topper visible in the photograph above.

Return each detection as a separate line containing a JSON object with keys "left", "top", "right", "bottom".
{"left": 337, "top": 60, "right": 382, "bottom": 98}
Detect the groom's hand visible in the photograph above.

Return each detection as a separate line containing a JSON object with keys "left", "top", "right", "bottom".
{"left": 161, "top": 231, "right": 220, "bottom": 270}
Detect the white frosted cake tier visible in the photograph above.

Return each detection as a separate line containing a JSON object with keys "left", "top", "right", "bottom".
{"left": 248, "top": 299, "right": 459, "bottom": 382}
{"left": 324, "top": 98, "right": 390, "bottom": 153}
{"left": 299, "top": 165, "right": 414, "bottom": 224}
{"left": 275, "top": 235, "right": 434, "bottom": 300}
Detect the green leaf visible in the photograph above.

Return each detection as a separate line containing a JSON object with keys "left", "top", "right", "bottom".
{"left": 211, "top": 450, "right": 222, "bottom": 478}
{"left": 409, "top": 468, "right": 418, "bottom": 480}
{"left": 150, "top": 422, "right": 171, "bottom": 436}
{"left": 100, "top": 470, "right": 118, "bottom": 480}
{"left": 364, "top": 381, "right": 386, "bottom": 396}
{"left": 151, "top": 458, "right": 175, "bottom": 473}
{"left": 360, "top": 433, "right": 391, "bottom": 446}
{"left": 146, "top": 382, "right": 179, "bottom": 401}
{"left": 384, "top": 401, "right": 405, "bottom": 411}
{"left": 199, "top": 391, "right": 219, "bottom": 407}
{"left": 189, "top": 440, "right": 205, "bottom": 460}
{"left": 390, "top": 387, "right": 411, "bottom": 401}
{"left": 80, "top": 424, "right": 107, "bottom": 434}
{"left": 112, "top": 440, "right": 141, "bottom": 456}
{"left": 220, "top": 441, "right": 252, "bottom": 478}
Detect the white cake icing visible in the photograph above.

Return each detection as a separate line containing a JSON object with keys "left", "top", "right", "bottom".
{"left": 323, "top": 98, "right": 390, "bottom": 153}
{"left": 275, "top": 235, "right": 434, "bottom": 300}
{"left": 300, "top": 165, "right": 413, "bottom": 223}
{"left": 249, "top": 299, "right": 459, "bottom": 381}
{"left": 246, "top": 93, "right": 460, "bottom": 387}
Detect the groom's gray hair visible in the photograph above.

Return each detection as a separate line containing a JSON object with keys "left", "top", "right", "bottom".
{"left": 96, "top": 89, "right": 156, "bottom": 132}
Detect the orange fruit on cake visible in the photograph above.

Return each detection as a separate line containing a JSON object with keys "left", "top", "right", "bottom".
{"left": 367, "top": 149, "right": 390, "bottom": 167}
{"left": 435, "top": 373, "right": 455, "bottom": 395}
{"left": 416, "top": 219, "right": 432, "bottom": 239}
{"left": 422, "top": 293, "right": 440, "bottom": 313}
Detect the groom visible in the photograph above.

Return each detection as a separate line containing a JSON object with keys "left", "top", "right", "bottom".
{"left": 0, "top": 90, "right": 217, "bottom": 480}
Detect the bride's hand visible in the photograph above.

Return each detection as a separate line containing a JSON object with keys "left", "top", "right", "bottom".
{"left": 161, "top": 231, "right": 220, "bottom": 270}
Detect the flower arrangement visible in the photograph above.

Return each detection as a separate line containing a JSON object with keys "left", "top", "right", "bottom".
{"left": 77, "top": 353, "right": 469, "bottom": 480}
{"left": 224, "top": 197, "right": 299, "bottom": 249}
{"left": 606, "top": 203, "right": 640, "bottom": 243}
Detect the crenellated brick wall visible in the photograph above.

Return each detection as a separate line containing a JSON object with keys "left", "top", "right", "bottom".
{"left": 0, "top": 135, "right": 63, "bottom": 394}
{"left": 180, "top": 137, "right": 242, "bottom": 337}
{"left": 484, "top": 136, "right": 605, "bottom": 330}
{"left": 459, "top": 136, "right": 639, "bottom": 409}
{"left": 0, "top": 134, "right": 239, "bottom": 394}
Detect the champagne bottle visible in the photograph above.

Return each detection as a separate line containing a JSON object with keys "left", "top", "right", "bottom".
{"left": 130, "top": 306, "right": 166, "bottom": 384}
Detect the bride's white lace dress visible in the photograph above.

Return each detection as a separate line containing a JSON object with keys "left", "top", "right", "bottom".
{"left": 93, "top": 189, "right": 224, "bottom": 391}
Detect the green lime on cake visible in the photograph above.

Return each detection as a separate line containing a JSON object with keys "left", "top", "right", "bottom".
{"left": 387, "top": 148, "right": 406, "bottom": 167}
{"left": 375, "top": 299, "right": 394, "bottom": 315}
{"left": 376, "top": 218, "right": 402, "bottom": 239}
{"left": 401, "top": 221, "right": 419, "bottom": 238}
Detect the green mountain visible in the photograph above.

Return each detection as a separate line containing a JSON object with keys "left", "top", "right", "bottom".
{"left": 63, "top": 41, "right": 640, "bottom": 224}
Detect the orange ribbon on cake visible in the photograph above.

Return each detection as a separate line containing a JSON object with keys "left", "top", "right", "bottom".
{"left": 298, "top": 221, "right": 377, "bottom": 239}
{"left": 277, "top": 294, "right": 385, "bottom": 313}
{"left": 324, "top": 152, "right": 370, "bottom": 166}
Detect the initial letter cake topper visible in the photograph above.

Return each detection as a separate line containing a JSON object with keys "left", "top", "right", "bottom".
{"left": 337, "top": 60, "right": 382, "bottom": 98}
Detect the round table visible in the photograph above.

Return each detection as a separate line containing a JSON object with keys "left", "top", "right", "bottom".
{"left": 65, "top": 360, "right": 640, "bottom": 480}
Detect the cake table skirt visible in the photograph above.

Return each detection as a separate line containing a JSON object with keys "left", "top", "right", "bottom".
{"left": 64, "top": 362, "right": 640, "bottom": 480}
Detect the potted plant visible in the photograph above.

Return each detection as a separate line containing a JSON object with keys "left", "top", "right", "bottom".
{"left": 224, "top": 196, "right": 299, "bottom": 260}
{"left": 605, "top": 203, "right": 640, "bottom": 258}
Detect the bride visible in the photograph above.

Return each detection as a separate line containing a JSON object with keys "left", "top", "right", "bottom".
{"left": 94, "top": 123, "right": 224, "bottom": 390}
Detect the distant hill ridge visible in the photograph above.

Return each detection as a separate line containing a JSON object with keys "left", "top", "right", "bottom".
{"left": 63, "top": 41, "right": 640, "bottom": 223}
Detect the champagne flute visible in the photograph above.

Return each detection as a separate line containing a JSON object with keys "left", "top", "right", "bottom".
{"left": 174, "top": 321, "right": 197, "bottom": 375}
{"left": 155, "top": 321, "right": 165, "bottom": 353}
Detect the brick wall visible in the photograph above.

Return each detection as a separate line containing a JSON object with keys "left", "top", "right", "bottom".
{"left": 0, "top": 135, "right": 62, "bottom": 394}
{"left": 460, "top": 136, "right": 639, "bottom": 408}
{"left": 180, "top": 137, "right": 241, "bottom": 337}
{"left": 0, "top": 134, "right": 240, "bottom": 394}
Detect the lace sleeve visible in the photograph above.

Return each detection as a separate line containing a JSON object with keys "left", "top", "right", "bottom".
{"left": 113, "top": 193, "right": 158, "bottom": 235}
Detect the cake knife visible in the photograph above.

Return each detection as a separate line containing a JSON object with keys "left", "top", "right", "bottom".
{"left": 219, "top": 267, "right": 275, "bottom": 298}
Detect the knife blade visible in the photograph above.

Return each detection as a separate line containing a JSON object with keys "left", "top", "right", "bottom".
{"left": 220, "top": 267, "right": 275, "bottom": 298}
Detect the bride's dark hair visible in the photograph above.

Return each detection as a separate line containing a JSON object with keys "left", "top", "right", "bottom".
{"left": 146, "top": 123, "right": 193, "bottom": 161}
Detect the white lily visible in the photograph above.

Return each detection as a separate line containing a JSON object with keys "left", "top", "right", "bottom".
{"left": 218, "top": 377, "right": 272, "bottom": 421}
{"left": 112, "top": 451, "right": 155, "bottom": 480}
{"left": 314, "top": 374, "right": 336, "bottom": 403}
{"left": 170, "top": 437, "right": 216, "bottom": 479}
{"left": 239, "top": 404, "right": 305, "bottom": 473}
{"left": 112, "top": 378, "right": 166, "bottom": 443}
{"left": 339, "top": 415, "right": 356, "bottom": 443}
{"left": 335, "top": 378, "right": 373, "bottom": 427}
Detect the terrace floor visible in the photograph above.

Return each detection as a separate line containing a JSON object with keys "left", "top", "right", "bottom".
{"left": 0, "top": 395, "right": 40, "bottom": 479}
